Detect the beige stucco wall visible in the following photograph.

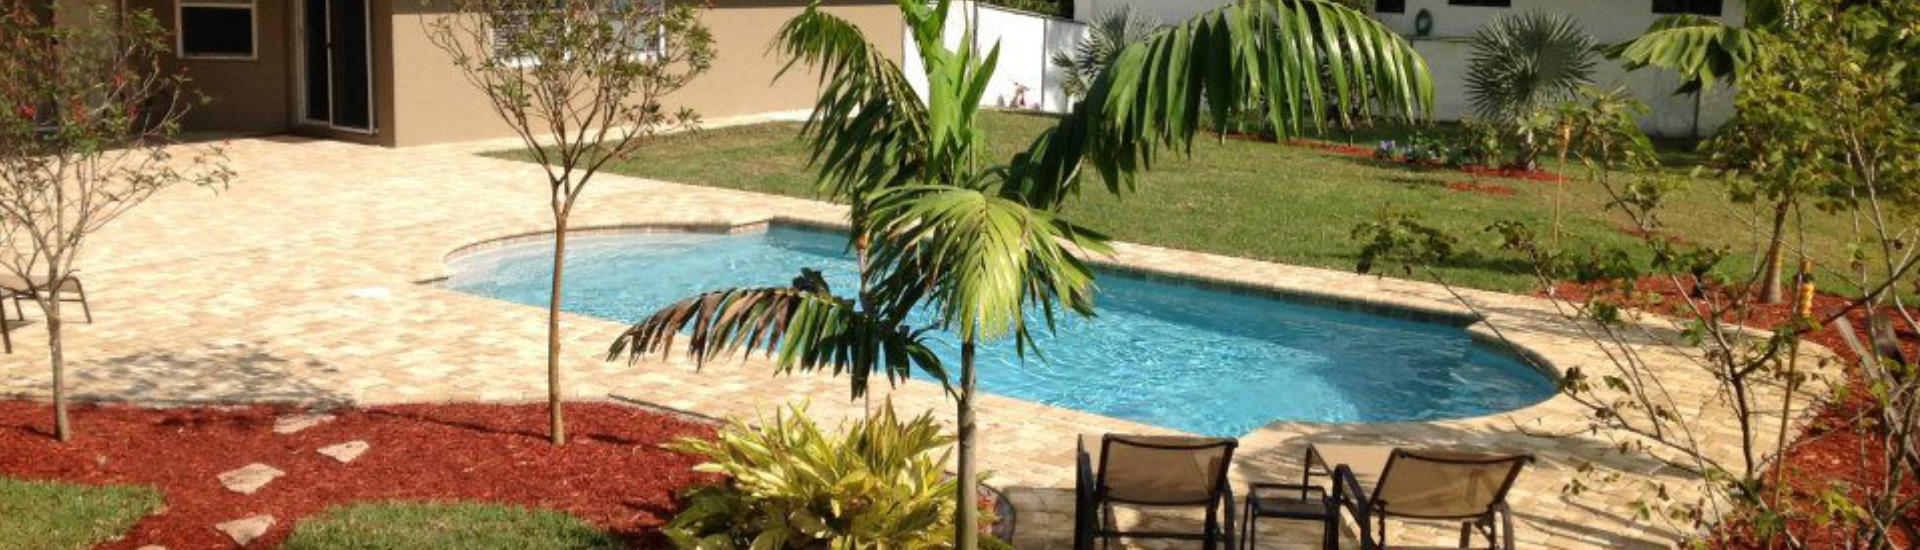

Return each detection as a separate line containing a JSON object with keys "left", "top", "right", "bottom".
{"left": 125, "top": 0, "right": 295, "bottom": 135}
{"left": 387, "top": 0, "right": 906, "bottom": 147}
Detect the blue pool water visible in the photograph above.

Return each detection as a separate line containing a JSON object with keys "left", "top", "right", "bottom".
{"left": 444, "top": 225, "right": 1556, "bottom": 436}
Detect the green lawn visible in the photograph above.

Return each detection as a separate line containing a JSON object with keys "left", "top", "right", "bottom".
{"left": 281, "top": 501, "right": 623, "bottom": 550}
{"left": 494, "top": 111, "right": 1847, "bottom": 293}
{"left": 0, "top": 478, "right": 161, "bottom": 550}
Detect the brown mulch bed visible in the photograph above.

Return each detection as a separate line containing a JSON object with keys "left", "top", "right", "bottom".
{"left": 1546, "top": 279, "right": 1919, "bottom": 548}
{"left": 0, "top": 400, "right": 717, "bottom": 549}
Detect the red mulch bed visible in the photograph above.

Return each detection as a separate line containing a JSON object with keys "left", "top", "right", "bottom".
{"left": 1547, "top": 279, "right": 1920, "bottom": 548}
{"left": 0, "top": 401, "right": 718, "bottom": 549}
{"left": 1277, "top": 138, "right": 1568, "bottom": 182}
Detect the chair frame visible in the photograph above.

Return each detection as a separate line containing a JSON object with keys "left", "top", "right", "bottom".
{"left": 1324, "top": 449, "right": 1532, "bottom": 550}
{"left": 1075, "top": 435, "right": 1240, "bottom": 550}
{"left": 9, "top": 277, "right": 91, "bottom": 324}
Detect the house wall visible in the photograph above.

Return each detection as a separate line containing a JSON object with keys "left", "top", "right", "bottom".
{"left": 386, "top": 0, "right": 906, "bottom": 147}
{"left": 121, "top": 0, "right": 296, "bottom": 136}
{"left": 1069, "top": 0, "right": 1745, "bottom": 136}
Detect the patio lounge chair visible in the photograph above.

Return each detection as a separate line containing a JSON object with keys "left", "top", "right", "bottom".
{"left": 1307, "top": 444, "right": 1532, "bottom": 550}
{"left": 1, "top": 274, "right": 92, "bottom": 324}
{"left": 1075, "top": 434, "right": 1238, "bottom": 550}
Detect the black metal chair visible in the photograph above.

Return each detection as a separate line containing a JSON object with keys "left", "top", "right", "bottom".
{"left": 1075, "top": 434, "right": 1238, "bottom": 550}
{"left": 1317, "top": 445, "right": 1532, "bottom": 550}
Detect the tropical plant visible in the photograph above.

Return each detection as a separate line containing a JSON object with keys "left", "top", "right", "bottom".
{"left": 665, "top": 401, "right": 1006, "bottom": 550}
{"left": 0, "top": 2, "right": 233, "bottom": 441}
{"left": 1465, "top": 11, "right": 1597, "bottom": 170}
{"left": 424, "top": 0, "right": 715, "bottom": 444}
{"left": 1609, "top": 0, "right": 1788, "bottom": 300}
{"left": 612, "top": 1, "right": 1431, "bottom": 548}
{"left": 1049, "top": 7, "right": 1159, "bottom": 102}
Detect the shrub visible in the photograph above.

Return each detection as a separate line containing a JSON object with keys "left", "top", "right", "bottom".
{"left": 665, "top": 402, "right": 1006, "bottom": 550}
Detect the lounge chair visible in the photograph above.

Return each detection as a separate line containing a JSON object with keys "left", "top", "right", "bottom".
{"left": 1, "top": 274, "right": 92, "bottom": 324}
{"left": 1307, "top": 443, "right": 1532, "bottom": 550}
{"left": 1075, "top": 434, "right": 1238, "bottom": 550}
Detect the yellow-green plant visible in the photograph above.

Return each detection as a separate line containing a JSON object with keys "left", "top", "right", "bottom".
{"left": 665, "top": 402, "right": 1002, "bottom": 550}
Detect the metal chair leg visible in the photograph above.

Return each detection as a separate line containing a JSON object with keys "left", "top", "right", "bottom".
{"left": 71, "top": 280, "right": 92, "bottom": 323}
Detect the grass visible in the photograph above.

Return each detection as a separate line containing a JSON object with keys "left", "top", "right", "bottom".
{"left": 492, "top": 111, "right": 1852, "bottom": 293}
{"left": 281, "top": 501, "right": 623, "bottom": 550}
{"left": 0, "top": 477, "right": 161, "bottom": 550}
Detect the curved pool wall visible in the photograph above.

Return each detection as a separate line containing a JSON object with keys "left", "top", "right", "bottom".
{"left": 443, "top": 223, "right": 1557, "bottom": 436}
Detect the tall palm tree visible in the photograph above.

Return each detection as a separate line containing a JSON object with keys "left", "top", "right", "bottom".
{"left": 609, "top": 1, "right": 1431, "bottom": 547}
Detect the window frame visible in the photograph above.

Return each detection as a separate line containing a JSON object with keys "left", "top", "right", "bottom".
{"left": 1447, "top": 0, "right": 1512, "bottom": 7}
{"left": 490, "top": 0, "right": 667, "bottom": 67}
{"left": 1652, "top": 0, "right": 1725, "bottom": 16}
{"left": 177, "top": 0, "right": 259, "bottom": 61}
{"left": 1375, "top": 0, "right": 1407, "bottom": 14}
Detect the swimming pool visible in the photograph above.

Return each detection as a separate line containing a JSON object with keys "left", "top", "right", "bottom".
{"left": 444, "top": 224, "right": 1556, "bottom": 436}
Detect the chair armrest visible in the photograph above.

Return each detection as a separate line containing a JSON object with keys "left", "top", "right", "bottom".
{"left": 1333, "top": 465, "right": 1377, "bottom": 549}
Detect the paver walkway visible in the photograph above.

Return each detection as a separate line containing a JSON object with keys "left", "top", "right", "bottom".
{"left": 0, "top": 135, "right": 1834, "bottom": 548}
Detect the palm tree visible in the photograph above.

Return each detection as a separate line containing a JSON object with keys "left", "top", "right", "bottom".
{"left": 1050, "top": 6, "right": 1159, "bottom": 102}
{"left": 1465, "top": 11, "right": 1597, "bottom": 170}
{"left": 609, "top": 1, "right": 1431, "bottom": 547}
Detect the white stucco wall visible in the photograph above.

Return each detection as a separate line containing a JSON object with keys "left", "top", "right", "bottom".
{"left": 904, "top": 1, "right": 1087, "bottom": 113}
{"left": 1070, "top": 0, "right": 1744, "bottom": 136}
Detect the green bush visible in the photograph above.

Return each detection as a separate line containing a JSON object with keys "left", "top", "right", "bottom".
{"left": 665, "top": 402, "right": 1004, "bottom": 550}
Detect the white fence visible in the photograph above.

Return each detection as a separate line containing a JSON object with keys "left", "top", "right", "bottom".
{"left": 903, "top": 1, "right": 1087, "bottom": 114}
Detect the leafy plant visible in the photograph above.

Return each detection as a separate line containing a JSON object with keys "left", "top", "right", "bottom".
{"left": 1050, "top": 7, "right": 1160, "bottom": 102}
{"left": 664, "top": 402, "right": 1003, "bottom": 550}
{"left": 1465, "top": 11, "right": 1597, "bottom": 169}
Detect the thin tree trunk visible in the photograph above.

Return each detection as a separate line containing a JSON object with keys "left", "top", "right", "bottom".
{"left": 47, "top": 295, "right": 68, "bottom": 442}
{"left": 955, "top": 339, "right": 979, "bottom": 550}
{"left": 548, "top": 216, "right": 569, "bottom": 445}
{"left": 1758, "top": 199, "right": 1791, "bottom": 304}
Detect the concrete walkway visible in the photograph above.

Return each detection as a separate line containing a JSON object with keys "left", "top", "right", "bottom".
{"left": 0, "top": 136, "right": 1831, "bottom": 548}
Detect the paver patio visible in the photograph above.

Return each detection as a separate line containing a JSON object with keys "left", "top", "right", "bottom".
{"left": 0, "top": 133, "right": 1834, "bottom": 548}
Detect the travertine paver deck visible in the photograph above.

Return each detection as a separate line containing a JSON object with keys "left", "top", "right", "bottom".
{"left": 0, "top": 135, "right": 1833, "bottom": 548}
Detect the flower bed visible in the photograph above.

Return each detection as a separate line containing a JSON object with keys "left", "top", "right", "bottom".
{"left": 0, "top": 401, "right": 716, "bottom": 549}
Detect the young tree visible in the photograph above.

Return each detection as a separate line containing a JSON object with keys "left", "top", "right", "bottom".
{"left": 0, "top": 2, "right": 232, "bottom": 442}
{"left": 612, "top": 1, "right": 1431, "bottom": 547}
{"left": 425, "top": 0, "right": 714, "bottom": 445}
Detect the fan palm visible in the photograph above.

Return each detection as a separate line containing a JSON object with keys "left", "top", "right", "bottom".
{"left": 610, "top": 0, "right": 1430, "bottom": 547}
{"left": 1050, "top": 7, "right": 1160, "bottom": 102}
{"left": 1465, "top": 11, "right": 1596, "bottom": 169}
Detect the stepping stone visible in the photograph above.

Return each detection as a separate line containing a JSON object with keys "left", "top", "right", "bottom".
{"left": 214, "top": 515, "right": 275, "bottom": 547}
{"left": 136, "top": 546, "right": 167, "bottom": 550}
{"left": 317, "top": 440, "right": 369, "bottom": 463}
{"left": 272, "top": 413, "right": 334, "bottom": 434}
{"left": 217, "top": 463, "right": 285, "bottom": 495}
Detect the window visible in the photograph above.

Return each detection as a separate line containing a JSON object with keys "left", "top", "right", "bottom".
{"left": 491, "top": 0, "right": 665, "bottom": 64}
{"left": 178, "top": 0, "right": 256, "bottom": 60}
{"left": 1375, "top": 0, "right": 1406, "bottom": 13}
{"left": 1653, "top": 0, "right": 1724, "bottom": 16}
{"left": 1448, "top": 0, "right": 1512, "bottom": 6}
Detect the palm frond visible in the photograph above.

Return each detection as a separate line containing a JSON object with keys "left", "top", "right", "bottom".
{"left": 608, "top": 269, "right": 945, "bottom": 397}
{"left": 774, "top": 2, "right": 930, "bottom": 204}
{"left": 863, "top": 184, "right": 1110, "bottom": 351}
{"left": 1009, "top": 0, "right": 1433, "bottom": 207}
{"left": 1465, "top": 11, "right": 1597, "bottom": 122}
{"left": 1609, "top": 15, "right": 1759, "bottom": 95}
